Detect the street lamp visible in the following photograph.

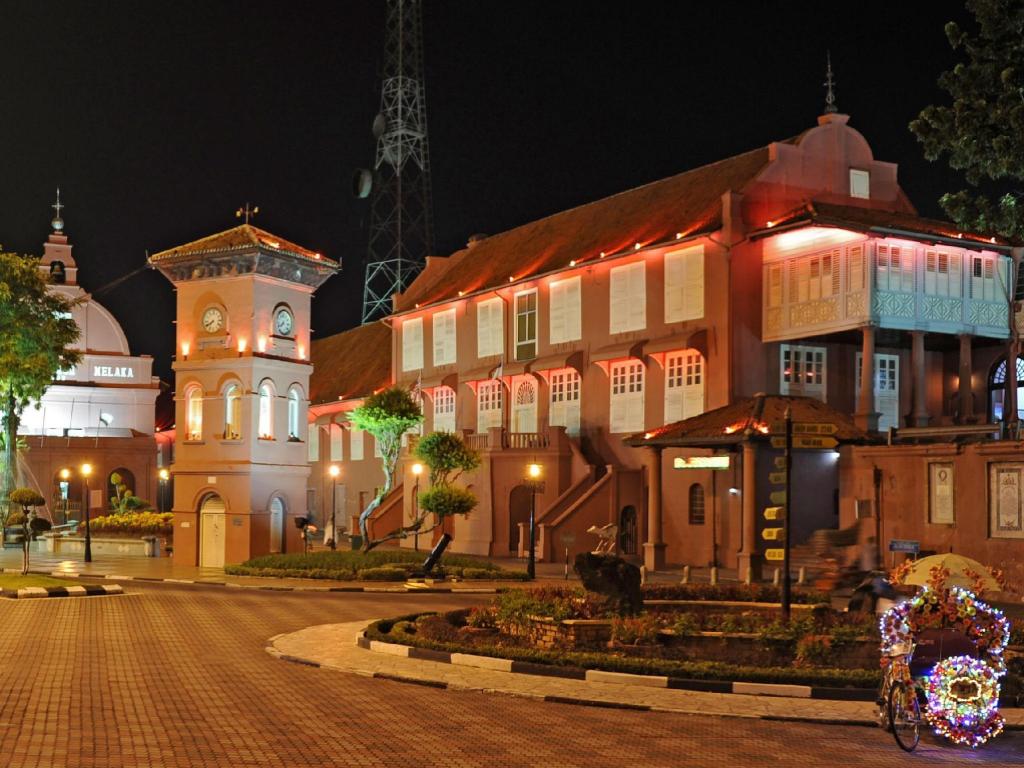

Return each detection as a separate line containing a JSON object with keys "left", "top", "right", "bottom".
{"left": 80, "top": 463, "right": 93, "bottom": 563}
{"left": 59, "top": 468, "right": 71, "bottom": 525}
{"left": 409, "top": 462, "right": 421, "bottom": 552}
{"left": 158, "top": 468, "right": 170, "bottom": 514}
{"left": 328, "top": 465, "right": 340, "bottom": 551}
{"left": 526, "top": 462, "right": 543, "bottom": 580}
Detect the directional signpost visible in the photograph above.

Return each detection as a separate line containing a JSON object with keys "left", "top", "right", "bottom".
{"left": 765, "top": 548, "right": 785, "bottom": 561}
{"left": 771, "top": 435, "right": 839, "bottom": 450}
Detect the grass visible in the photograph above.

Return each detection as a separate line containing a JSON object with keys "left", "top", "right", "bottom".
{"left": 224, "top": 549, "right": 530, "bottom": 581}
{"left": 0, "top": 573, "right": 76, "bottom": 590}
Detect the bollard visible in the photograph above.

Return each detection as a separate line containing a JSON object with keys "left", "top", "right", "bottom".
{"left": 772, "top": 567, "right": 780, "bottom": 586}
{"left": 709, "top": 566, "right": 719, "bottom": 586}
{"left": 639, "top": 565, "right": 647, "bottom": 586}
{"left": 681, "top": 565, "right": 690, "bottom": 584}
{"left": 744, "top": 566, "right": 752, "bottom": 585}
{"left": 797, "top": 566, "right": 806, "bottom": 585}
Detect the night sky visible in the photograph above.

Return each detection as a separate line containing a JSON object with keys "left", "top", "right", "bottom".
{"left": 0, "top": 1, "right": 974, "bottom": 387}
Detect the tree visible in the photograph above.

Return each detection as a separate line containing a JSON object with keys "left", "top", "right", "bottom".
{"left": 910, "top": 0, "right": 1024, "bottom": 238}
{"left": 108, "top": 471, "right": 153, "bottom": 514}
{"left": 0, "top": 251, "right": 80, "bottom": 503}
{"left": 7, "top": 488, "right": 49, "bottom": 574}
{"left": 411, "top": 430, "right": 480, "bottom": 531}
{"left": 350, "top": 387, "right": 423, "bottom": 550}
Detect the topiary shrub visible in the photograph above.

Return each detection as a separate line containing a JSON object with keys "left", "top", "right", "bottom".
{"left": 356, "top": 565, "right": 409, "bottom": 581}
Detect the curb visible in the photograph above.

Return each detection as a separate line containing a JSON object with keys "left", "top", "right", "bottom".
{"left": 13, "top": 584, "right": 124, "bottom": 600}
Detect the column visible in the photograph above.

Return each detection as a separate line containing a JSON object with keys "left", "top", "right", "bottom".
{"left": 855, "top": 325, "right": 879, "bottom": 431}
{"left": 642, "top": 447, "right": 666, "bottom": 571}
{"left": 910, "top": 331, "right": 929, "bottom": 427}
{"left": 1005, "top": 340, "right": 1019, "bottom": 430}
{"left": 737, "top": 440, "right": 760, "bottom": 580}
{"left": 958, "top": 334, "right": 974, "bottom": 424}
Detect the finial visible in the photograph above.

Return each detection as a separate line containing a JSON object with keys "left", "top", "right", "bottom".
{"left": 235, "top": 203, "right": 259, "bottom": 225}
{"left": 51, "top": 188, "right": 65, "bottom": 233}
{"left": 823, "top": 51, "right": 837, "bottom": 114}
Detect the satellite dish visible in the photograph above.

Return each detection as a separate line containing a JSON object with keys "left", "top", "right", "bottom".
{"left": 372, "top": 113, "right": 387, "bottom": 139}
{"left": 353, "top": 169, "right": 373, "bottom": 199}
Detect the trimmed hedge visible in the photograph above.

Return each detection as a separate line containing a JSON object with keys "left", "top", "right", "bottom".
{"left": 365, "top": 613, "right": 882, "bottom": 689}
{"left": 641, "top": 583, "right": 829, "bottom": 604}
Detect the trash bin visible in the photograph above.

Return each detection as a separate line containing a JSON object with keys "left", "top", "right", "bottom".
{"left": 349, "top": 534, "right": 362, "bottom": 550}
{"left": 142, "top": 535, "right": 158, "bottom": 557}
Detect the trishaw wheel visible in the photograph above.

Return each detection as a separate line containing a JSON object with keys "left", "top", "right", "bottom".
{"left": 888, "top": 681, "right": 921, "bottom": 752}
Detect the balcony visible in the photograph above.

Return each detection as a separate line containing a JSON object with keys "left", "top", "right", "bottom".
{"left": 464, "top": 428, "right": 553, "bottom": 451}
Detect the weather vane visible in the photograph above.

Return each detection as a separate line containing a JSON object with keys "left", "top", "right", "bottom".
{"left": 51, "top": 188, "right": 65, "bottom": 233}
{"left": 236, "top": 203, "right": 259, "bottom": 224}
{"left": 824, "top": 51, "right": 838, "bottom": 114}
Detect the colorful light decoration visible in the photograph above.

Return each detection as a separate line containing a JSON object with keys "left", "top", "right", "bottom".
{"left": 880, "top": 587, "right": 1011, "bottom": 748}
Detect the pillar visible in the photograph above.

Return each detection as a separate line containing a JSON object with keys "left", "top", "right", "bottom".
{"left": 910, "top": 331, "right": 929, "bottom": 427}
{"left": 1005, "top": 340, "right": 1019, "bottom": 430}
{"left": 642, "top": 447, "right": 666, "bottom": 571}
{"left": 855, "top": 325, "right": 880, "bottom": 432}
{"left": 737, "top": 440, "right": 760, "bottom": 580}
{"left": 958, "top": 334, "right": 975, "bottom": 424}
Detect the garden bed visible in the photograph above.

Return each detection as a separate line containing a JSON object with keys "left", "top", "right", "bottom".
{"left": 225, "top": 550, "right": 530, "bottom": 581}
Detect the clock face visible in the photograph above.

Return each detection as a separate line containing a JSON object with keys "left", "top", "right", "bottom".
{"left": 201, "top": 307, "right": 224, "bottom": 333}
{"left": 275, "top": 308, "right": 294, "bottom": 336}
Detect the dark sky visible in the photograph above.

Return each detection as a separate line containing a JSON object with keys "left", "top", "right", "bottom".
{"left": 0, "top": 1, "right": 973, "bottom": 386}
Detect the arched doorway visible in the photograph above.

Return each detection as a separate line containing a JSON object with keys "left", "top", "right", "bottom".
{"left": 619, "top": 506, "right": 638, "bottom": 555}
{"left": 199, "top": 494, "right": 226, "bottom": 569}
{"left": 269, "top": 496, "right": 285, "bottom": 554}
{"left": 990, "top": 355, "right": 1024, "bottom": 422}
{"left": 508, "top": 485, "right": 533, "bottom": 552}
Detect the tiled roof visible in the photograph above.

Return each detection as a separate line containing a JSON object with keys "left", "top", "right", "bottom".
{"left": 309, "top": 322, "right": 392, "bottom": 405}
{"left": 150, "top": 224, "right": 335, "bottom": 264}
{"left": 626, "top": 395, "right": 872, "bottom": 447}
{"left": 763, "top": 202, "right": 1012, "bottom": 248}
{"left": 395, "top": 145, "right": 773, "bottom": 312}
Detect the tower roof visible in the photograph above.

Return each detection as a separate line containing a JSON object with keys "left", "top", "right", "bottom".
{"left": 150, "top": 223, "right": 335, "bottom": 266}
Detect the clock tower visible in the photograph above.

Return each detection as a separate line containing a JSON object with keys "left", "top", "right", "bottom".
{"left": 151, "top": 224, "right": 337, "bottom": 567}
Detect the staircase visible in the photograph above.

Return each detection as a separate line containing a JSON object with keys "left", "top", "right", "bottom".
{"left": 366, "top": 483, "right": 404, "bottom": 542}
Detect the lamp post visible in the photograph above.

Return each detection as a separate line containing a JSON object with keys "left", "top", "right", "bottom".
{"left": 411, "top": 462, "right": 423, "bottom": 551}
{"left": 328, "top": 465, "right": 340, "bottom": 551}
{"left": 81, "top": 463, "right": 93, "bottom": 563}
{"left": 526, "top": 462, "right": 542, "bottom": 580}
{"left": 59, "top": 468, "right": 71, "bottom": 525}
{"left": 158, "top": 468, "right": 169, "bottom": 514}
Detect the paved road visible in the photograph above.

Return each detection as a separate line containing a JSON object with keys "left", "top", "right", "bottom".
{"left": 0, "top": 583, "right": 1020, "bottom": 768}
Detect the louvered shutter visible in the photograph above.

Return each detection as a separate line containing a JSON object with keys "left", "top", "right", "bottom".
{"left": 550, "top": 278, "right": 580, "bottom": 344}
{"left": 628, "top": 262, "right": 647, "bottom": 330}
{"left": 848, "top": 246, "right": 864, "bottom": 291}
{"left": 549, "top": 281, "right": 566, "bottom": 343}
{"left": 490, "top": 301, "right": 503, "bottom": 356}
{"left": 350, "top": 427, "right": 364, "bottom": 461}
{"left": 768, "top": 265, "right": 782, "bottom": 307}
{"left": 681, "top": 247, "right": 704, "bottom": 320}
{"left": 329, "top": 422, "right": 343, "bottom": 461}
{"left": 477, "top": 299, "right": 502, "bottom": 357}
{"left": 901, "top": 248, "right": 915, "bottom": 292}
{"left": 563, "top": 277, "right": 581, "bottom": 341}
{"left": 950, "top": 253, "right": 962, "bottom": 297}
{"left": 665, "top": 252, "right": 684, "bottom": 322}
{"left": 664, "top": 355, "right": 683, "bottom": 424}
{"left": 402, "top": 318, "right": 423, "bottom": 371}
{"left": 307, "top": 424, "right": 320, "bottom": 461}
{"left": 682, "top": 353, "right": 705, "bottom": 419}
{"left": 609, "top": 265, "right": 629, "bottom": 332}
{"left": 433, "top": 309, "right": 456, "bottom": 365}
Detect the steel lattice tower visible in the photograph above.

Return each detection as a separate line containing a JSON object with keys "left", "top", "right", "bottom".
{"left": 359, "top": 0, "right": 435, "bottom": 324}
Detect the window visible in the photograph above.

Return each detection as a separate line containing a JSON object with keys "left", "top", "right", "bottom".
{"left": 476, "top": 298, "right": 504, "bottom": 358}
{"left": 990, "top": 355, "right": 1024, "bottom": 422}
{"left": 788, "top": 250, "right": 839, "bottom": 302}
{"left": 848, "top": 245, "right": 866, "bottom": 291}
{"left": 307, "top": 424, "right": 320, "bottom": 461}
{"left": 665, "top": 351, "right": 704, "bottom": 423}
{"left": 923, "top": 250, "right": 962, "bottom": 298}
{"left": 549, "top": 277, "right": 581, "bottom": 343}
{"left": 688, "top": 484, "right": 706, "bottom": 525}
{"left": 970, "top": 254, "right": 1006, "bottom": 303}
{"left": 664, "top": 246, "right": 704, "bottom": 323}
{"left": 186, "top": 385, "right": 203, "bottom": 440}
{"left": 349, "top": 426, "right": 365, "bottom": 461}
{"left": 477, "top": 380, "right": 503, "bottom": 431}
{"left": 875, "top": 245, "right": 914, "bottom": 292}
{"left": 287, "top": 387, "right": 302, "bottom": 439}
{"left": 780, "top": 345, "right": 826, "bottom": 401}
{"left": 849, "top": 169, "right": 870, "bottom": 199}
{"left": 223, "top": 383, "right": 241, "bottom": 439}
{"left": 432, "top": 309, "right": 456, "bottom": 366}
{"left": 549, "top": 369, "right": 581, "bottom": 436}
{"left": 258, "top": 381, "right": 275, "bottom": 439}
{"left": 402, "top": 317, "right": 423, "bottom": 371}
{"left": 512, "top": 378, "right": 538, "bottom": 433}
{"left": 609, "top": 261, "right": 646, "bottom": 333}
{"left": 856, "top": 353, "right": 900, "bottom": 432}
{"left": 514, "top": 290, "right": 537, "bottom": 361}
{"left": 432, "top": 386, "right": 456, "bottom": 433}
{"left": 329, "top": 422, "right": 343, "bottom": 461}
{"left": 609, "top": 360, "right": 645, "bottom": 434}
{"left": 767, "top": 264, "right": 783, "bottom": 307}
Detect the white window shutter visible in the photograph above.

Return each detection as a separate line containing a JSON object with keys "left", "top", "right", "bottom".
{"left": 609, "top": 395, "right": 624, "bottom": 434}
{"left": 664, "top": 380, "right": 682, "bottom": 423}
{"left": 477, "top": 301, "right": 493, "bottom": 357}
{"left": 402, "top": 318, "right": 423, "bottom": 372}
{"left": 550, "top": 281, "right": 566, "bottom": 343}
{"left": 564, "top": 398, "right": 581, "bottom": 436}
{"left": 329, "top": 423, "right": 343, "bottom": 461}
{"left": 307, "top": 424, "right": 320, "bottom": 461}
{"left": 682, "top": 247, "right": 704, "bottom": 320}
{"left": 629, "top": 262, "right": 646, "bottom": 330}
{"left": 682, "top": 354, "right": 705, "bottom": 419}
{"left": 626, "top": 388, "right": 644, "bottom": 433}
{"left": 950, "top": 253, "right": 962, "bottom": 297}
{"left": 433, "top": 309, "right": 456, "bottom": 366}
{"left": 349, "top": 427, "right": 364, "bottom": 461}
{"left": 664, "top": 252, "right": 684, "bottom": 322}
{"left": 609, "top": 265, "right": 628, "bottom": 332}
{"left": 491, "top": 302, "right": 503, "bottom": 355}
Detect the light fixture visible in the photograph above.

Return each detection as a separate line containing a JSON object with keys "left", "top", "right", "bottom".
{"left": 411, "top": 463, "right": 423, "bottom": 476}
{"left": 528, "top": 462, "right": 541, "bottom": 479}
{"left": 80, "top": 463, "right": 92, "bottom": 477}
{"left": 257, "top": 336, "right": 267, "bottom": 353}
{"left": 181, "top": 341, "right": 190, "bottom": 358}
{"left": 634, "top": 242, "right": 641, "bottom": 250}
{"left": 237, "top": 338, "right": 247, "bottom": 353}
{"left": 599, "top": 251, "right": 606, "bottom": 258}
{"left": 458, "top": 290, "right": 464, "bottom": 297}
{"left": 569, "top": 260, "right": 576, "bottom": 267}
{"left": 328, "top": 465, "right": 340, "bottom": 478}
{"left": 676, "top": 232, "right": 683, "bottom": 239}
{"left": 159, "top": 468, "right": 170, "bottom": 481}
{"left": 729, "top": 487, "right": 740, "bottom": 495}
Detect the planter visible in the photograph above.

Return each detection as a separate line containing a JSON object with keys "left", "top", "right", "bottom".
{"left": 44, "top": 535, "right": 167, "bottom": 558}
{"left": 657, "top": 630, "right": 878, "bottom": 669}
{"left": 645, "top": 599, "right": 818, "bottom": 614}
{"left": 503, "top": 616, "right": 613, "bottom": 650}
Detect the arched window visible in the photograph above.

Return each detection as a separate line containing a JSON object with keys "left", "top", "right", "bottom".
{"left": 186, "top": 385, "right": 203, "bottom": 440}
{"left": 688, "top": 484, "right": 705, "bottom": 525}
{"left": 258, "top": 381, "right": 275, "bottom": 439}
{"left": 224, "top": 383, "right": 242, "bottom": 439}
{"left": 990, "top": 356, "right": 1024, "bottom": 422}
{"left": 288, "top": 386, "right": 302, "bottom": 440}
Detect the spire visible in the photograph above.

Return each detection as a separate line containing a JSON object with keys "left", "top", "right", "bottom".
{"left": 51, "top": 188, "right": 65, "bottom": 233}
{"left": 823, "top": 51, "right": 837, "bottom": 114}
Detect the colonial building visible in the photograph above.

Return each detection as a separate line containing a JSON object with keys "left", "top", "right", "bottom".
{"left": 151, "top": 224, "right": 336, "bottom": 567}
{"left": 16, "top": 197, "right": 162, "bottom": 521}
{"left": 309, "top": 101, "right": 1022, "bottom": 583}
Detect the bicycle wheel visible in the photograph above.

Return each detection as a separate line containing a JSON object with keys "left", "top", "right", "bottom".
{"left": 888, "top": 681, "right": 921, "bottom": 752}
{"left": 876, "top": 678, "right": 891, "bottom": 731}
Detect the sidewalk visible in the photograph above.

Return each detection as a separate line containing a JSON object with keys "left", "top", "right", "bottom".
{"left": 268, "top": 621, "right": 1024, "bottom": 728}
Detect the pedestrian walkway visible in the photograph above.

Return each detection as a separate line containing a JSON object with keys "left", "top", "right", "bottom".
{"left": 269, "top": 621, "right": 1012, "bottom": 728}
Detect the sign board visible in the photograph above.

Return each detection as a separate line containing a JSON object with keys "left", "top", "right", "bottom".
{"left": 769, "top": 490, "right": 786, "bottom": 505}
{"left": 771, "top": 436, "right": 839, "bottom": 450}
{"left": 765, "top": 548, "right": 785, "bottom": 562}
{"left": 762, "top": 527, "right": 784, "bottom": 541}
{"left": 770, "top": 422, "right": 838, "bottom": 436}
{"left": 768, "top": 472, "right": 786, "bottom": 485}
{"left": 889, "top": 539, "right": 920, "bottom": 554}
{"left": 763, "top": 506, "right": 784, "bottom": 521}
{"left": 89, "top": 489, "right": 103, "bottom": 509}
{"left": 673, "top": 456, "right": 730, "bottom": 470}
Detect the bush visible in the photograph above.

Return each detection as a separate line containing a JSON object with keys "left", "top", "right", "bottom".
{"left": 642, "top": 583, "right": 829, "bottom": 604}
{"left": 492, "top": 587, "right": 612, "bottom": 630}
{"left": 226, "top": 549, "right": 526, "bottom": 581}
{"left": 671, "top": 614, "right": 700, "bottom": 636}
{"left": 418, "top": 486, "right": 477, "bottom": 518}
{"left": 84, "top": 512, "right": 173, "bottom": 536}
{"left": 466, "top": 607, "right": 497, "bottom": 629}
{"left": 612, "top": 614, "right": 662, "bottom": 645}
{"left": 357, "top": 566, "right": 409, "bottom": 581}
{"left": 795, "top": 635, "right": 835, "bottom": 666}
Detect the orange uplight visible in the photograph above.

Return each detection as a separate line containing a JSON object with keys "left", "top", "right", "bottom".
{"left": 237, "top": 338, "right": 247, "bottom": 353}
{"left": 508, "top": 276, "right": 515, "bottom": 283}
{"left": 569, "top": 260, "right": 576, "bottom": 267}
{"left": 314, "top": 253, "right": 322, "bottom": 260}
{"left": 766, "top": 220, "right": 775, "bottom": 228}
{"left": 458, "top": 290, "right": 465, "bottom": 297}
{"left": 724, "top": 426, "right": 738, "bottom": 434}
{"left": 298, "top": 344, "right": 306, "bottom": 360}
{"left": 676, "top": 232, "right": 683, "bottom": 239}
{"left": 644, "top": 432, "right": 654, "bottom": 440}
{"left": 257, "top": 336, "right": 267, "bottom": 353}
{"left": 634, "top": 243, "right": 641, "bottom": 250}
{"left": 181, "top": 341, "right": 190, "bottom": 358}
{"left": 599, "top": 251, "right": 606, "bottom": 258}
{"left": 758, "top": 425, "right": 770, "bottom": 434}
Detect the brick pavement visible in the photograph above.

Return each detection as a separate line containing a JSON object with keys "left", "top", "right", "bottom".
{"left": 0, "top": 582, "right": 1019, "bottom": 767}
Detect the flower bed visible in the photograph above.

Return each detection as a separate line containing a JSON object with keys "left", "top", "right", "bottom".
{"left": 224, "top": 550, "right": 529, "bottom": 581}
{"left": 80, "top": 512, "right": 174, "bottom": 537}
